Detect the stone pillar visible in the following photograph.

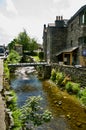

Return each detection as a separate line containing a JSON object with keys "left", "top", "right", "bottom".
{"left": 44, "top": 65, "right": 51, "bottom": 79}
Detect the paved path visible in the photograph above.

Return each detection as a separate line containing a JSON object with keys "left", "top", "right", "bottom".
{"left": 0, "top": 59, "right": 6, "bottom": 130}
{"left": 0, "top": 59, "right": 3, "bottom": 91}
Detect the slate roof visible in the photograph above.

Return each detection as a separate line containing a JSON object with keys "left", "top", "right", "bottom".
{"left": 56, "top": 47, "right": 78, "bottom": 56}
{"left": 48, "top": 23, "right": 55, "bottom": 27}
{"left": 63, "top": 46, "right": 78, "bottom": 53}
{"left": 68, "top": 5, "right": 86, "bottom": 24}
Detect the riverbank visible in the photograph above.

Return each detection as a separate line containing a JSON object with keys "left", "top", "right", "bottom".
{"left": 7, "top": 66, "right": 86, "bottom": 130}
{"left": 43, "top": 80, "right": 86, "bottom": 130}
{"left": 0, "top": 59, "right": 6, "bottom": 130}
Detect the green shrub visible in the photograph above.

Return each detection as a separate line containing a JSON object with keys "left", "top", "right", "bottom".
{"left": 4, "top": 61, "right": 10, "bottom": 79}
{"left": 62, "top": 74, "right": 71, "bottom": 86}
{"left": 50, "top": 69, "right": 56, "bottom": 81}
{"left": 20, "top": 96, "right": 52, "bottom": 129}
{"left": 80, "top": 96, "right": 86, "bottom": 105}
{"left": 5, "top": 90, "right": 22, "bottom": 129}
{"left": 7, "top": 50, "right": 21, "bottom": 64}
{"left": 12, "top": 109, "right": 22, "bottom": 130}
{"left": 65, "top": 81, "right": 72, "bottom": 93}
{"left": 65, "top": 81, "right": 80, "bottom": 94}
{"left": 6, "top": 90, "right": 17, "bottom": 111}
{"left": 79, "top": 88, "right": 86, "bottom": 98}
{"left": 32, "top": 56, "right": 40, "bottom": 62}
{"left": 56, "top": 72, "right": 64, "bottom": 86}
{"left": 72, "top": 83, "right": 80, "bottom": 94}
{"left": 39, "top": 51, "right": 44, "bottom": 61}
{"left": 78, "top": 88, "right": 86, "bottom": 105}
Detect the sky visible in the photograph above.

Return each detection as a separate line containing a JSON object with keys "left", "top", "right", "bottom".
{"left": 0, "top": 0, "right": 86, "bottom": 45}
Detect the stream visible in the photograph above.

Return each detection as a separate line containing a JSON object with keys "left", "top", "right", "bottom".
{"left": 10, "top": 67, "right": 86, "bottom": 130}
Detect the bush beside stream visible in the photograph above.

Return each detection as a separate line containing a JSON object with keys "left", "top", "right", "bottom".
{"left": 50, "top": 68, "right": 86, "bottom": 106}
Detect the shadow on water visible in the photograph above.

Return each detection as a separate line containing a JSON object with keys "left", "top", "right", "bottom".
{"left": 10, "top": 67, "right": 86, "bottom": 130}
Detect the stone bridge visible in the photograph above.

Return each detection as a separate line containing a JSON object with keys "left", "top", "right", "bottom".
{"left": 8, "top": 62, "right": 48, "bottom": 67}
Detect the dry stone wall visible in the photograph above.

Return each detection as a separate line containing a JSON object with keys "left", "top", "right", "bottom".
{"left": 51, "top": 64, "right": 86, "bottom": 88}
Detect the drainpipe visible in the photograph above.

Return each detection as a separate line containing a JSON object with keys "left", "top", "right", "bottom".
{"left": 70, "top": 53, "right": 72, "bottom": 65}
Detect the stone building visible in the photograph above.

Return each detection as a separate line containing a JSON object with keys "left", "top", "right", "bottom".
{"left": 43, "top": 5, "right": 86, "bottom": 66}
{"left": 43, "top": 16, "right": 68, "bottom": 63}
{"left": 14, "top": 44, "right": 23, "bottom": 55}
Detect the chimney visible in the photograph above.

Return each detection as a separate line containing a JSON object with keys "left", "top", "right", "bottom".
{"left": 59, "top": 16, "right": 60, "bottom": 20}
{"left": 56, "top": 16, "right": 59, "bottom": 20}
{"left": 44, "top": 24, "right": 46, "bottom": 29}
{"left": 61, "top": 16, "right": 63, "bottom": 20}
{"left": 56, "top": 16, "right": 63, "bottom": 21}
{"left": 55, "top": 15, "right": 64, "bottom": 27}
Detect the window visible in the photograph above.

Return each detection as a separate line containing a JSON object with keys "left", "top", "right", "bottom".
{"left": 79, "top": 11, "right": 86, "bottom": 25}
{"left": 78, "top": 37, "right": 84, "bottom": 45}
{"left": 84, "top": 37, "right": 86, "bottom": 44}
{"left": 78, "top": 37, "right": 86, "bottom": 45}
{"left": 71, "top": 24, "right": 73, "bottom": 31}
{"left": 79, "top": 14, "right": 84, "bottom": 24}
{"left": 84, "top": 11, "right": 86, "bottom": 24}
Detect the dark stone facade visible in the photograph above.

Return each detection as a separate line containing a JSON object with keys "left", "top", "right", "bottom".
{"left": 48, "top": 27, "right": 67, "bottom": 63}
{"left": 43, "top": 25, "right": 47, "bottom": 61}
{"left": 43, "top": 16, "right": 67, "bottom": 63}
{"left": 43, "top": 5, "right": 86, "bottom": 66}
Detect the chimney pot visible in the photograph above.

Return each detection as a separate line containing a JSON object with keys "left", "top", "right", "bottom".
{"left": 59, "top": 16, "right": 60, "bottom": 20}
{"left": 44, "top": 24, "right": 46, "bottom": 28}
{"left": 61, "top": 16, "right": 63, "bottom": 20}
{"left": 56, "top": 16, "right": 59, "bottom": 20}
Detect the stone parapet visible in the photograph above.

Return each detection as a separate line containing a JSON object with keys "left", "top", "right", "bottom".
{"left": 51, "top": 63, "right": 86, "bottom": 87}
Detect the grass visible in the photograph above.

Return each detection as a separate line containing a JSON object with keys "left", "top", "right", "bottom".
{"left": 32, "top": 56, "right": 40, "bottom": 62}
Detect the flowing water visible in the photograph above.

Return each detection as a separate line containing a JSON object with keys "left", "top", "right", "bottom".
{"left": 10, "top": 67, "right": 86, "bottom": 130}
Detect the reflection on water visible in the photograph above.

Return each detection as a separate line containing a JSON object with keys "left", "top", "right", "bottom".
{"left": 11, "top": 76, "right": 45, "bottom": 107}
{"left": 10, "top": 67, "right": 71, "bottom": 130}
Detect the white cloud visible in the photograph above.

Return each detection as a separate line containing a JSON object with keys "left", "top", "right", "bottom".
{"left": 6, "top": 0, "right": 18, "bottom": 15}
{"left": 0, "top": 12, "right": 10, "bottom": 31}
{"left": 53, "top": 0, "right": 70, "bottom": 7}
{"left": 53, "top": 0, "right": 58, "bottom": 3}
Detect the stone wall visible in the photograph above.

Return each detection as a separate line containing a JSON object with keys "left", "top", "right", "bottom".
{"left": 67, "top": 16, "right": 83, "bottom": 48}
{"left": 51, "top": 64, "right": 86, "bottom": 87}
{"left": 67, "top": 15, "right": 86, "bottom": 66}
{"left": 44, "top": 65, "right": 51, "bottom": 79}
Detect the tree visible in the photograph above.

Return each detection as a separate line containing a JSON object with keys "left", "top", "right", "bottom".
{"left": 8, "top": 38, "right": 18, "bottom": 51}
{"left": 39, "top": 51, "right": 44, "bottom": 61}
{"left": 6, "top": 50, "right": 21, "bottom": 64}
{"left": 17, "top": 29, "right": 31, "bottom": 52}
{"left": 29, "top": 38, "right": 38, "bottom": 52}
{"left": 8, "top": 29, "right": 39, "bottom": 53}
